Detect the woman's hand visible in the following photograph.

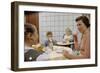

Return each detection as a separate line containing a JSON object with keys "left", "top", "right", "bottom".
{"left": 73, "top": 32, "right": 78, "bottom": 42}
{"left": 63, "top": 50, "right": 69, "bottom": 58}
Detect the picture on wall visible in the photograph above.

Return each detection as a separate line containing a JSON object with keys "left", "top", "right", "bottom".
{"left": 11, "top": 1, "right": 97, "bottom": 71}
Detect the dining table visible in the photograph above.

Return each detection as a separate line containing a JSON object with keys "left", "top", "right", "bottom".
{"left": 36, "top": 45, "right": 73, "bottom": 61}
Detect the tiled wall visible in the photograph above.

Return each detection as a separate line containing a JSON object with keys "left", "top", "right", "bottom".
{"left": 39, "top": 12, "right": 84, "bottom": 44}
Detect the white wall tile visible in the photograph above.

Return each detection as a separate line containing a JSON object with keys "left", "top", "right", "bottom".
{"left": 39, "top": 12, "right": 88, "bottom": 44}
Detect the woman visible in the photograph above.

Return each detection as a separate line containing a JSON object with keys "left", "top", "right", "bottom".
{"left": 24, "top": 23, "right": 42, "bottom": 61}
{"left": 63, "top": 16, "right": 90, "bottom": 59}
{"left": 63, "top": 27, "right": 73, "bottom": 44}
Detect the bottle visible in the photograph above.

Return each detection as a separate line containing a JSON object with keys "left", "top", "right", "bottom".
{"left": 49, "top": 39, "right": 53, "bottom": 50}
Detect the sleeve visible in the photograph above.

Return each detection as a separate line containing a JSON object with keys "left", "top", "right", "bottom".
{"left": 24, "top": 49, "right": 42, "bottom": 61}
{"left": 45, "top": 40, "right": 48, "bottom": 47}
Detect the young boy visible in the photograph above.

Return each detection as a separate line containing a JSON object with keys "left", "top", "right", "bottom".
{"left": 45, "top": 31, "right": 56, "bottom": 48}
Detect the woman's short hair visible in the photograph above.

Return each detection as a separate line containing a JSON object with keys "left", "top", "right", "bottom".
{"left": 65, "top": 27, "right": 72, "bottom": 35}
{"left": 24, "top": 23, "right": 38, "bottom": 44}
{"left": 75, "top": 16, "right": 90, "bottom": 28}
{"left": 24, "top": 23, "right": 35, "bottom": 37}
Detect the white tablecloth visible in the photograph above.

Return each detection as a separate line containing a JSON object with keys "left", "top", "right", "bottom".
{"left": 36, "top": 46, "right": 73, "bottom": 61}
